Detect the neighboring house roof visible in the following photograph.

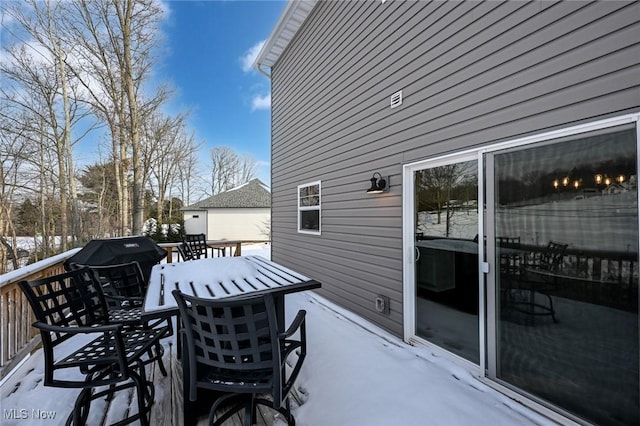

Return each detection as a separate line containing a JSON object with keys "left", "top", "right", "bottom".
{"left": 184, "top": 179, "right": 271, "bottom": 209}
{"left": 602, "top": 183, "right": 627, "bottom": 194}
{"left": 253, "top": 0, "right": 317, "bottom": 77}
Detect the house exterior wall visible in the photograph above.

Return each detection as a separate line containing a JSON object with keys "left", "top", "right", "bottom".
{"left": 206, "top": 208, "right": 270, "bottom": 241}
{"left": 183, "top": 209, "right": 207, "bottom": 235}
{"left": 269, "top": 0, "right": 640, "bottom": 337}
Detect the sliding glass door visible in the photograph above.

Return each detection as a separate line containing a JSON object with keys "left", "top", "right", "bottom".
{"left": 410, "top": 155, "right": 480, "bottom": 364}
{"left": 404, "top": 118, "right": 638, "bottom": 425}
{"left": 488, "top": 126, "right": 639, "bottom": 425}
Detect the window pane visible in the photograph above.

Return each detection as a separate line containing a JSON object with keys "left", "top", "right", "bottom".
{"left": 299, "top": 185, "right": 320, "bottom": 207}
{"left": 414, "top": 159, "right": 479, "bottom": 363}
{"left": 307, "top": 184, "right": 319, "bottom": 196}
{"left": 495, "top": 128, "right": 638, "bottom": 425}
{"left": 300, "top": 210, "right": 319, "bottom": 231}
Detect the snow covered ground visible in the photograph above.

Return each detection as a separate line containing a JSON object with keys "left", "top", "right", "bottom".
{"left": 418, "top": 192, "right": 637, "bottom": 252}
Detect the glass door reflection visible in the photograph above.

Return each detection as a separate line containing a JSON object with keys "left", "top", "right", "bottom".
{"left": 493, "top": 127, "right": 639, "bottom": 425}
{"left": 414, "top": 159, "right": 479, "bottom": 363}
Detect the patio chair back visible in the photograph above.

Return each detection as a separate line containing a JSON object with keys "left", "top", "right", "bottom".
{"left": 19, "top": 268, "right": 163, "bottom": 425}
{"left": 177, "top": 242, "right": 196, "bottom": 261}
{"left": 183, "top": 233, "right": 209, "bottom": 259}
{"left": 497, "top": 236, "right": 521, "bottom": 277}
{"left": 21, "top": 268, "right": 110, "bottom": 345}
{"left": 85, "top": 261, "right": 171, "bottom": 375}
{"left": 87, "top": 261, "right": 147, "bottom": 310}
{"left": 18, "top": 268, "right": 124, "bottom": 388}
{"left": 506, "top": 240, "right": 569, "bottom": 324}
{"left": 538, "top": 241, "right": 568, "bottom": 273}
{"left": 173, "top": 290, "right": 307, "bottom": 425}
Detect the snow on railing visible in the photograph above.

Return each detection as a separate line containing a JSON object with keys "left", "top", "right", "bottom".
{"left": 0, "top": 248, "right": 80, "bottom": 379}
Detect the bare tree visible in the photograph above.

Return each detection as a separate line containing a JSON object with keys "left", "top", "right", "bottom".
{"left": 210, "top": 146, "right": 237, "bottom": 195}
{"left": 176, "top": 148, "right": 203, "bottom": 207}
{"left": 209, "top": 146, "right": 258, "bottom": 195}
{"left": 142, "top": 112, "right": 199, "bottom": 225}
{"left": 63, "top": 0, "right": 167, "bottom": 235}
{"left": 0, "top": 111, "right": 33, "bottom": 272}
{"left": 0, "top": 0, "right": 199, "bottom": 252}
{"left": 417, "top": 163, "right": 475, "bottom": 237}
{"left": 238, "top": 154, "right": 258, "bottom": 184}
{"left": 1, "top": 0, "right": 97, "bottom": 250}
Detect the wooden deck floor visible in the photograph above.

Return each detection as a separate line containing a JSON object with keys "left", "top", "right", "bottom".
{"left": 2, "top": 335, "right": 295, "bottom": 426}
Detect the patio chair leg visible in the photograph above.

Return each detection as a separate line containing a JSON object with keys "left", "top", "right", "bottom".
{"left": 67, "top": 388, "right": 92, "bottom": 426}
{"left": 208, "top": 393, "right": 247, "bottom": 426}
{"left": 147, "top": 342, "right": 167, "bottom": 376}
{"left": 244, "top": 394, "right": 257, "bottom": 426}
{"left": 156, "top": 342, "right": 167, "bottom": 376}
{"left": 129, "top": 369, "right": 151, "bottom": 426}
{"left": 157, "top": 355, "right": 167, "bottom": 376}
{"left": 106, "top": 371, "right": 119, "bottom": 401}
{"left": 285, "top": 397, "right": 295, "bottom": 425}
{"left": 544, "top": 292, "right": 558, "bottom": 323}
{"left": 254, "top": 397, "right": 295, "bottom": 426}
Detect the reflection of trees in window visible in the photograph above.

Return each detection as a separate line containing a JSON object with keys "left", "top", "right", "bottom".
{"left": 416, "top": 161, "right": 477, "bottom": 237}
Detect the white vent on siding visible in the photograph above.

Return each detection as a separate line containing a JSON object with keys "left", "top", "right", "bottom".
{"left": 390, "top": 90, "right": 403, "bottom": 109}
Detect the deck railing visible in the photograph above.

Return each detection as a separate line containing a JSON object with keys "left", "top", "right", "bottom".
{"left": 517, "top": 243, "right": 638, "bottom": 313}
{"left": 0, "top": 248, "right": 81, "bottom": 379}
{"left": 0, "top": 240, "right": 269, "bottom": 380}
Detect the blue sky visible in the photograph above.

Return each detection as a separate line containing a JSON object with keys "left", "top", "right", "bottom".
{"left": 158, "top": 0, "right": 286, "bottom": 185}
{"left": 1, "top": 1, "right": 284, "bottom": 192}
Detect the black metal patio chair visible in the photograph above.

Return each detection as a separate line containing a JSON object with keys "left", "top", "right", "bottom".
{"left": 183, "top": 233, "right": 211, "bottom": 259}
{"left": 183, "top": 233, "right": 227, "bottom": 259}
{"left": 19, "top": 268, "right": 166, "bottom": 426}
{"left": 504, "top": 240, "right": 568, "bottom": 323}
{"left": 497, "top": 236, "right": 521, "bottom": 278}
{"left": 173, "top": 290, "right": 307, "bottom": 426}
{"left": 86, "top": 261, "right": 172, "bottom": 375}
{"left": 177, "top": 241, "right": 196, "bottom": 261}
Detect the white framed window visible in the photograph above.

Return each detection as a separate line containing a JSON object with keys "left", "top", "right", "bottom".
{"left": 297, "top": 181, "right": 321, "bottom": 234}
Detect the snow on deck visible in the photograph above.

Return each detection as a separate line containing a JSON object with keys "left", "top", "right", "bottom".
{"left": 1, "top": 292, "right": 556, "bottom": 426}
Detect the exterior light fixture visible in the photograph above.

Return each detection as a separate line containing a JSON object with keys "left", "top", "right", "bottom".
{"left": 617, "top": 174, "right": 625, "bottom": 184}
{"left": 595, "top": 174, "right": 603, "bottom": 185}
{"left": 553, "top": 179, "right": 559, "bottom": 189}
{"left": 367, "top": 172, "right": 389, "bottom": 194}
{"left": 562, "top": 176, "right": 570, "bottom": 187}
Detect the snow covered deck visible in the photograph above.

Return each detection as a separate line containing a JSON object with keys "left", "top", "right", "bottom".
{"left": 0, "top": 325, "right": 284, "bottom": 426}
{"left": 1, "top": 291, "right": 556, "bottom": 426}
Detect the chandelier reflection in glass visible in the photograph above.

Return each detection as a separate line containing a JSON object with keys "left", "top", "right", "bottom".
{"left": 553, "top": 173, "right": 625, "bottom": 190}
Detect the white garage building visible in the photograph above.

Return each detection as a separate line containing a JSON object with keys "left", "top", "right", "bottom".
{"left": 182, "top": 179, "right": 270, "bottom": 241}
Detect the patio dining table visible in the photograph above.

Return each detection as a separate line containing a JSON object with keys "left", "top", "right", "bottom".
{"left": 143, "top": 255, "right": 320, "bottom": 322}
{"left": 142, "top": 255, "right": 321, "bottom": 425}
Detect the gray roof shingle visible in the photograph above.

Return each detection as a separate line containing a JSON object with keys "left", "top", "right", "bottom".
{"left": 184, "top": 179, "right": 271, "bottom": 209}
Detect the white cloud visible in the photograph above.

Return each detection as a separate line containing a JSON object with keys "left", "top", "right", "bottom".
{"left": 240, "top": 40, "right": 265, "bottom": 72}
{"left": 251, "top": 93, "right": 271, "bottom": 111}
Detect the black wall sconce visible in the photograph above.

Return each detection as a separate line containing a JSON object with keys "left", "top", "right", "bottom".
{"left": 367, "top": 172, "right": 389, "bottom": 194}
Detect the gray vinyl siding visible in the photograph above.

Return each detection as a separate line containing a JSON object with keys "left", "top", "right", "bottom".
{"left": 269, "top": 0, "right": 640, "bottom": 337}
